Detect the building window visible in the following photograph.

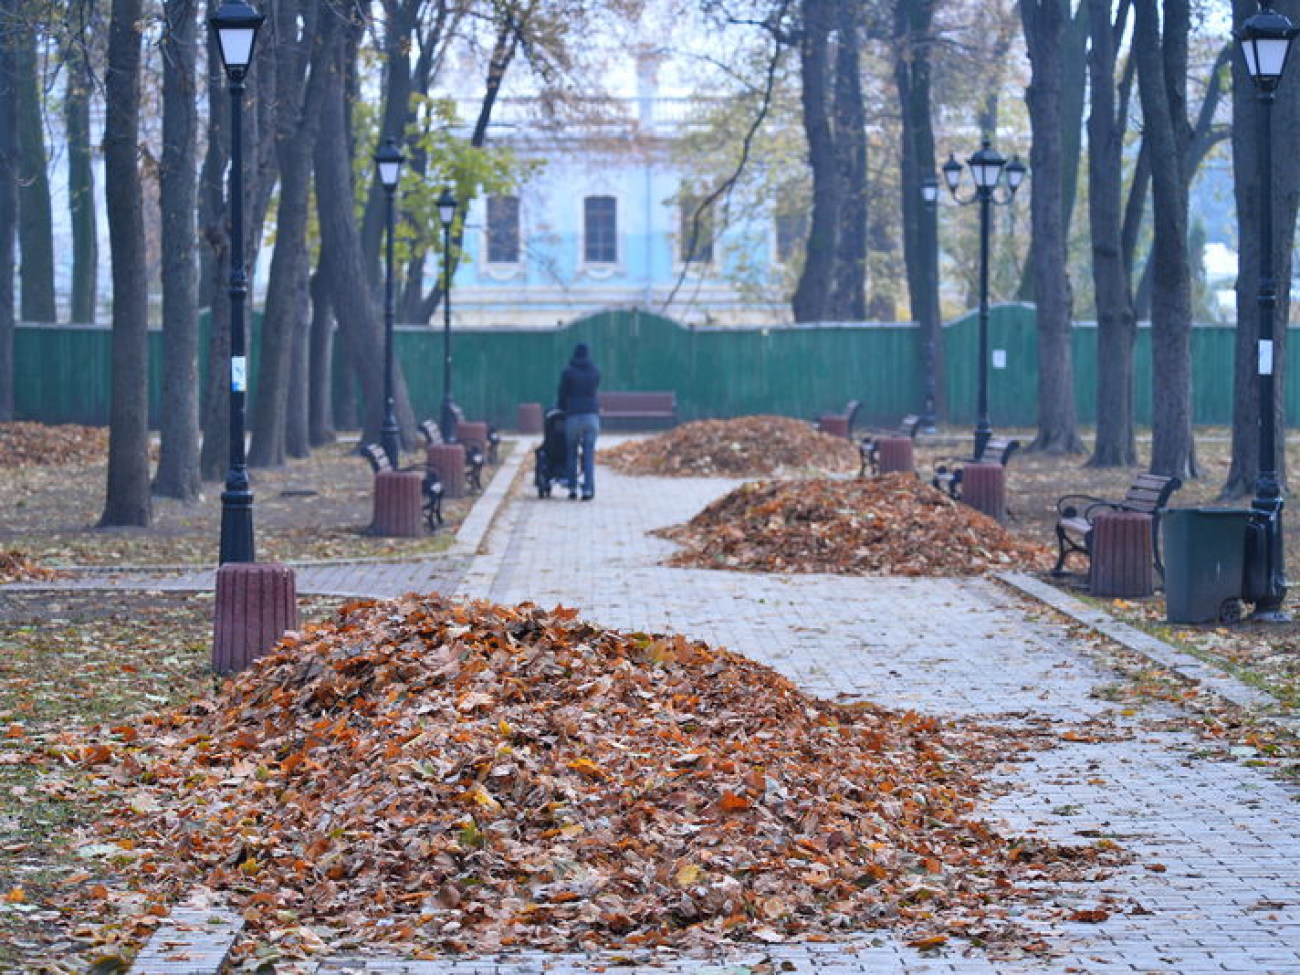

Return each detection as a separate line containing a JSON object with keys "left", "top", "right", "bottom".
{"left": 775, "top": 211, "right": 805, "bottom": 264}
{"left": 486, "top": 195, "right": 520, "bottom": 264}
{"left": 679, "top": 193, "right": 714, "bottom": 264}
{"left": 583, "top": 196, "right": 618, "bottom": 263}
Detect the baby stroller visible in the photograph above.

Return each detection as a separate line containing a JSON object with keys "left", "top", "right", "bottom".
{"left": 534, "top": 408, "right": 572, "bottom": 498}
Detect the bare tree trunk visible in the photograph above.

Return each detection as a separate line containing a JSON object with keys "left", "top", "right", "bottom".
{"left": 829, "top": 0, "right": 866, "bottom": 321}
{"left": 154, "top": 0, "right": 202, "bottom": 502}
{"left": 307, "top": 267, "right": 336, "bottom": 446}
{"left": 1021, "top": 0, "right": 1083, "bottom": 454}
{"left": 249, "top": 0, "right": 323, "bottom": 468}
{"left": 314, "top": 2, "right": 402, "bottom": 446}
{"left": 15, "top": 20, "right": 55, "bottom": 323}
{"left": 1134, "top": 0, "right": 1196, "bottom": 480}
{"left": 0, "top": 0, "right": 16, "bottom": 420}
{"left": 65, "top": 0, "right": 99, "bottom": 325}
{"left": 895, "top": 0, "right": 942, "bottom": 421}
{"left": 792, "top": 0, "right": 837, "bottom": 323}
{"left": 285, "top": 270, "right": 311, "bottom": 458}
{"left": 100, "top": 0, "right": 152, "bottom": 528}
{"left": 1085, "top": 0, "right": 1138, "bottom": 468}
{"left": 361, "top": 0, "right": 423, "bottom": 293}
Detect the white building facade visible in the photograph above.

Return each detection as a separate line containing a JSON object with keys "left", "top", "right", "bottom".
{"left": 450, "top": 67, "right": 793, "bottom": 329}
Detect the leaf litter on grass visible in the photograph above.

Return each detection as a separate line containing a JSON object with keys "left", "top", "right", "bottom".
{"left": 45, "top": 593, "right": 1117, "bottom": 964}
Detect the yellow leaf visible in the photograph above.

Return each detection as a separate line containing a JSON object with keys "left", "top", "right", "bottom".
{"left": 4, "top": 887, "right": 25, "bottom": 903}
{"left": 462, "top": 782, "right": 502, "bottom": 812}
{"left": 675, "top": 863, "right": 703, "bottom": 886}
{"left": 566, "top": 758, "right": 605, "bottom": 780}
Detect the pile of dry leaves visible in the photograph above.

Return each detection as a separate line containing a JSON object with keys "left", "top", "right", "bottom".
{"left": 59, "top": 594, "right": 1099, "bottom": 958}
{"left": 0, "top": 422, "right": 108, "bottom": 468}
{"left": 659, "top": 474, "right": 1053, "bottom": 576}
{"left": 0, "top": 549, "right": 61, "bottom": 583}
{"left": 601, "top": 416, "right": 858, "bottom": 477}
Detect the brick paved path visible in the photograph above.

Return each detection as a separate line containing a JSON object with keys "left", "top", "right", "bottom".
{"left": 13, "top": 441, "right": 1299, "bottom": 974}
{"left": 429, "top": 459, "right": 1300, "bottom": 974}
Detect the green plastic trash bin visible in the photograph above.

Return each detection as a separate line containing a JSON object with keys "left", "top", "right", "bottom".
{"left": 1162, "top": 508, "right": 1250, "bottom": 623}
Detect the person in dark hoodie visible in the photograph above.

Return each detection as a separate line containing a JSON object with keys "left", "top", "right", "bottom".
{"left": 556, "top": 342, "right": 601, "bottom": 500}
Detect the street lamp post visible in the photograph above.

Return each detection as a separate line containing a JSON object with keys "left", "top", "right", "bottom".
{"left": 437, "top": 187, "right": 459, "bottom": 443}
{"left": 941, "top": 141, "right": 1026, "bottom": 460}
{"left": 210, "top": 0, "right": 264, "bottom": 565}
{"left": 375, "top": 137, "right": 404, "bottom": 467}
{"left": 1237, "top": 0, "right": 1297, "bottom": 620}
{"left": 919, "top": 174, "right": 940, "bottom": 433}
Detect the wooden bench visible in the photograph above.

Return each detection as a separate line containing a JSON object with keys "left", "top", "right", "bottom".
{"left": 361, "top": 443, "right": 443, "bottom": 530}
{"left": 1052, "top": 473, "right": 1183, "bottom": 577}
{"left": 815, "top": 399, "right": 862, "bottom": 439}
{"left": 931, "top": 437, "right": 1020, "bottom": 499}
{"left": 860, "top": 414, "right": 922, "bottom": 476}
{"left": 597, "top": 391, "right": 678, "bottom": 430}
{"left": 420, "top": 417, "right": 487, "bottom": 494}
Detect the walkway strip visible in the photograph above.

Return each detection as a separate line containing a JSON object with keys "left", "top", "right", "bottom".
{"left": 126, "top": 905, "right": 243, "bottom": 975}
{"left": 1000, "top": 570, "right": 1299, "bottom": 731}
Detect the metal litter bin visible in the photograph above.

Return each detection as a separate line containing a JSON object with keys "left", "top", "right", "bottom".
{"left": 1162, "top": 507, "right": 1250, "bottom": 623}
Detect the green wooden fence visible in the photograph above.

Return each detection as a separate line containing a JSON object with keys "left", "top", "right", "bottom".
{"left": 12, "top": 306, "right": 1296, "bottom": 430}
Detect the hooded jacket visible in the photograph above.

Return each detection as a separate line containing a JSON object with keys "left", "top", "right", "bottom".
{"left": 557, "top": 343, "right": 601, "bottom": 416}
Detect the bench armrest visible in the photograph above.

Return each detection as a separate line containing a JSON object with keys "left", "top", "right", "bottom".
{"left": 1055, "top": 492, "right": 1104, "bottom": 518}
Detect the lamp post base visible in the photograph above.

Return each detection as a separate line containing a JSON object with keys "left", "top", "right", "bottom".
{"left": 219, "top": 488, "right": 255, "bottom": 565}
{"left": 380, "top": 408, "right": 401, "bottom": 468}
{"left": 439, "top": 397, "right": 460, "bottom": 444}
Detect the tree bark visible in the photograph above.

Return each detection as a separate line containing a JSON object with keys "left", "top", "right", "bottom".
{"left": 65, "top": 1, "right": 99, "bottom": 325}
{"left": 829, "top": 0, "right": 866, "bottom": 321}
{"left": 0, "top": 0, "right": 16, "bottom": 420}
{"left": 100, "top": 0, "right": 152, "bottom": 528}
{"left": 361, "top": 0, "right": 423, "bottom": 293}
{"left": 792, "top": 0, "right": 838, "bottom": 323}
{"left": 285, "top": 269, "right": 311, "bottom": 458}
{"left": 307, "top": 267, "right": 336, "bottom": 447}
{"left": 895, "top": 0, "right": 942, "bottom": 420}
{"left": 1226, "top": 0, "right": 1300, "bottom": 498}
{"left": 15, "top": 20, "right": 56, "bottom": 323}
{"left": 314, "top": 2, "right": 393, "bottom": 446}
{"left": 1016, "top": 2, "right": 1087, "bottom": 303}
{"left": 1134, "top": 0, "right": 1196, "bottom": 480}
{"left": 1085, "top": 0, "right": 1137, "bottom": 467}
{"left": 154, "top": 0, "right": 202, "bottom": 502}
{"left": 249, "top": 0, "right": 323, "bottom": 468}
{"left": 1020, "top": 0, "right": 1083, "bottom": 454}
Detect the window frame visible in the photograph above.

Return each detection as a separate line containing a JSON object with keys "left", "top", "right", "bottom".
{"left": 582, "top": 195, "right": 619, "bottom": 265}
{"left": 485, "top": 194, "right": 522, "bottom": 266}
